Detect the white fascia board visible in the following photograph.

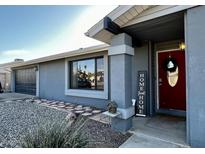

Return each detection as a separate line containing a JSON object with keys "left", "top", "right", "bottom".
{"left": 86, "top": 5, "right": 197, "bottom": 41}
{"left": 85, "top": 20, "right": 104, "bottom": 38}
{"left": 11, "top": 44, "right": 109, "bottom": 68}
{"left": 0, "top": 61, "right": 23, "bottom": 69}
{"left": 108, "top": 5, "right": 135, "bottom": 21}
{"left": 123, "top": 5, "right": 197, "bottom": 27}
{"left": 85, "top": 5, "right": 135, "bottom": 38}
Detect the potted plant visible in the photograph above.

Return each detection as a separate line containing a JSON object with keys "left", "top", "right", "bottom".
{"left": 107, "top": 100, "right": 118, "bottom": 114}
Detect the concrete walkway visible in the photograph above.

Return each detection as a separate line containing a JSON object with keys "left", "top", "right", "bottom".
{"left": 120, "top": 115, "right": 190, "bottom": 148}
{"left": 0, "top": 93, "right": 34, "bottom": 102}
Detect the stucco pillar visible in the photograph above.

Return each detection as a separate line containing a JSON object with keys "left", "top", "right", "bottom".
{"left": 185, "top": 6, "right": 205, "bottom": 147}
{"left": 108, "top": 33, "right": 134, "bottom": 132}
{"left": 10, "top": 70, "right": 15, "bottom": 92}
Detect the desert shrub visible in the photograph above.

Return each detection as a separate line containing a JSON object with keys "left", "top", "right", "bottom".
{"left": 20, "top": 116, "right": 88, "bottom": 148}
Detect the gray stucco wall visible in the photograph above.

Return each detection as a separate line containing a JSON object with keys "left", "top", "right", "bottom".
{"left": 108, "top": 33, "right": 134, "bottom": 132}
{"left": 186, "top": 6, "right": 205, "bottom": 147}
{"left": 132, "top": 44, "right": 150, "bottom": 115}
{"left": 39, "top": 58, "right": 108, "bottom": 109}
{"left": 132, "top": 44, "right": 149, "bottom": 100}
{"left": 11, "top": 71, "right": 15, "bottom": 92}
{"left": 110, "top": 54, "right": 132, "bottom": 108}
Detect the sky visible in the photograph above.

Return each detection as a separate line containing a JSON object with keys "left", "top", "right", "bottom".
{"left": 0, "top": 5, "right": 117, "bottom": 64}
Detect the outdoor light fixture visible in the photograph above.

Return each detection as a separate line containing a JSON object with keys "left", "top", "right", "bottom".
{"left": 179, "top": 42, "right": 186, "bottom": 50}
{"left": 34, "top": 66, "right": 38, "bottom": 71}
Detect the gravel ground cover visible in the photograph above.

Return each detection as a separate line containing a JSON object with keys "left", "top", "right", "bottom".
{"left": 0, "top": 100, "right": 68, "bottom": 148}
{"left": 0, "top": 99, "right": 131, "bottom": 148}
{"left": 84, "top": 120, "right": 131, "bottom": 148}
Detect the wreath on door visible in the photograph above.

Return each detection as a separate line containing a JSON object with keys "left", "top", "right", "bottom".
{"left": 164, "top": 57, "right": 179, "bottom": 87}
{"left": 164, "top": 58, "right": 178, "bottom": 72}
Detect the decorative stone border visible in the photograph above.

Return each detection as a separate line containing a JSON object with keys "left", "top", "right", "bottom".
{"left": 22, "top": 98, "right": 102, "bottom": 117}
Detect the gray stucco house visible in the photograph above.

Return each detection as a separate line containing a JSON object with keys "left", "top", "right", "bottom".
{"left": 0, "top": 59, "right": 24, "bottom": 92}
{"left": 10, "top": 5, "right": 205, "bottom": 147}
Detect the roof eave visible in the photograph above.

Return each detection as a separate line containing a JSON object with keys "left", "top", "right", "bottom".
{"left": 10, "top": 44, "right": 109, "bottom": 69}
{"left": 85, "top": 5, "right": 197, "bottom": 44}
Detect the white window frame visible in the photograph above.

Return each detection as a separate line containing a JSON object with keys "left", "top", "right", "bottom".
{"left": 65, "top": 54, "right": 108, "bottom": 99}
{"left": 36, "top": 64, "right": 40, "bottom": 97}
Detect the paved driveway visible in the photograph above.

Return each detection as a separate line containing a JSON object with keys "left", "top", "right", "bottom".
{"left": 0, "top": 93, "right": 34, "bottom": 102}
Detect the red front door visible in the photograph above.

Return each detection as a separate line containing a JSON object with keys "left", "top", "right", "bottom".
{"left": 158, "top": 50, "right": 186, "bottom": 111}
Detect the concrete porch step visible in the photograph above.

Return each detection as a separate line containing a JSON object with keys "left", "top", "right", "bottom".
{"left": 120, "top": 131, "right": 190, "bottom": 148}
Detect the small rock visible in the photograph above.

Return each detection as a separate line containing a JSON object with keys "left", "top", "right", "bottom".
{"left": 66, "top": 108, "right": 74, "bottom": 111}
{"left": 82, "top": 112, "right": 92, "bottom": 116}
{"left": 65, "top": 103, "right": 71, "bottom": 106}
{"left": 41, "top": 102, "right": 48, "bottom": 105}
{"left": 74, "top": 110, "right": 84, "bottom": 114}
{"left": 76, "top": 105, "right": 83, "bottom": 107}
{"left": 58, "top": 105, "right": 66, "bottom": 108}
{"left": 83, "top": 106, "right": 91, "bottom": 109}
{"left": 55, "top": 101, "right": 60, "bottom": 104}
{"left": 5, "top": 100, "right": 13, "bottom": 103}
{"left": 85, "top": 108, "right": 92, "bottom": 112}
{"left": 75, "top": 107, "right": 83, "bottom": 111}
{"left": 51, "top": 104, "right": 58, "bottom": 107}
{"left": 92, "top": 110, "right": 101, "bottom": 114}
{"left": 66, "top": 106, "right": 74, "bottom": 109}
{"left": 59, "top": 101, "right": 65, "bottom": 105}
{"left": 65, "top": 112, "right": 77, "bottom": 122}
{"left": 0, "top": 142, "right": 4, "bottom": 148}
{"left": 50, "top": 102, "right": 56, "bottom": 105}
{"left": 35, "top": 100, "right": 42, "bottom": 104}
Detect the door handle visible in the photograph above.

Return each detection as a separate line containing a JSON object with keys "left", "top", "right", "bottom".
{"left": 159, "top": 78, "right": 163, "bottom": 86}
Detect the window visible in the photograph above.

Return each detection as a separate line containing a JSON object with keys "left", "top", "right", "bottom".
{"left": 70, "top": 57, "right": 104, "bottom": 90}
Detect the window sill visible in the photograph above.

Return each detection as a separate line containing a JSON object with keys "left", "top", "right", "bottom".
{"left": 65, "top": 89, "right": 108, "bottom": 99}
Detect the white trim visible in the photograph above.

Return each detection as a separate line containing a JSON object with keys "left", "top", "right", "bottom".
{"left": 108, "top": 44, "right": 134, "bottom": 56}
{"left": 157, "top": 48, "right": 181, "bottom": 53}
{"left": 11, "top": 44, "right": 109, "bottom": 69}
{"left": 108, "top": 5, "right": 134, "bottom": 21}
{"left": 36, "top": 65, "right": 40, "bottom": 97}
{"left": 65, "top": 58, "right": 68, "bottom": 93}
{"left": 85, "top": 5, "right": 135, "bottom": 37}
{"left": 135, "top": 114, "right": 146, "bottom": 117}
{"left": 11, "top": 70, "right": 15, "bottom": 92}
{"left": 124, "top": 5, "right": 196, "bottom": 27}
{"left": 184, "top": 11, "right": 190, "bottom": 143}
{"left": 86, "top": 5, "right": 196, "bottom": 44}
{"left": 156, "top": 48, "right": 183, "bottom": 110}
{"left": 65, "top": 55, "right": 108, "bottom": 99}
{"left": 65, "top": 89, "right": 107, "bottom": 99}
{"left": 156, "top": 51, "right": 159, "bottom": 109}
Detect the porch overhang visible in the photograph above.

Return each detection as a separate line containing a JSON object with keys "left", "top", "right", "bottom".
{"left": 85, "top": 5, "right": 197, "bottom": 44}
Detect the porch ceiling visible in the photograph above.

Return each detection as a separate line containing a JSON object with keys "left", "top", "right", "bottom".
{"left": 85, "top": 5, "right": 195, "bottom": 44}
{"left": 123, "top": 11, "right": 185, "bottom": 43}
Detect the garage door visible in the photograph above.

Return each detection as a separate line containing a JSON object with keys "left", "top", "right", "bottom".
{"left": 0, "top": 73, "right": 6, "bottom": 89}
{"left": 15, "top": 68, "right": 36, "bottom": 95}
